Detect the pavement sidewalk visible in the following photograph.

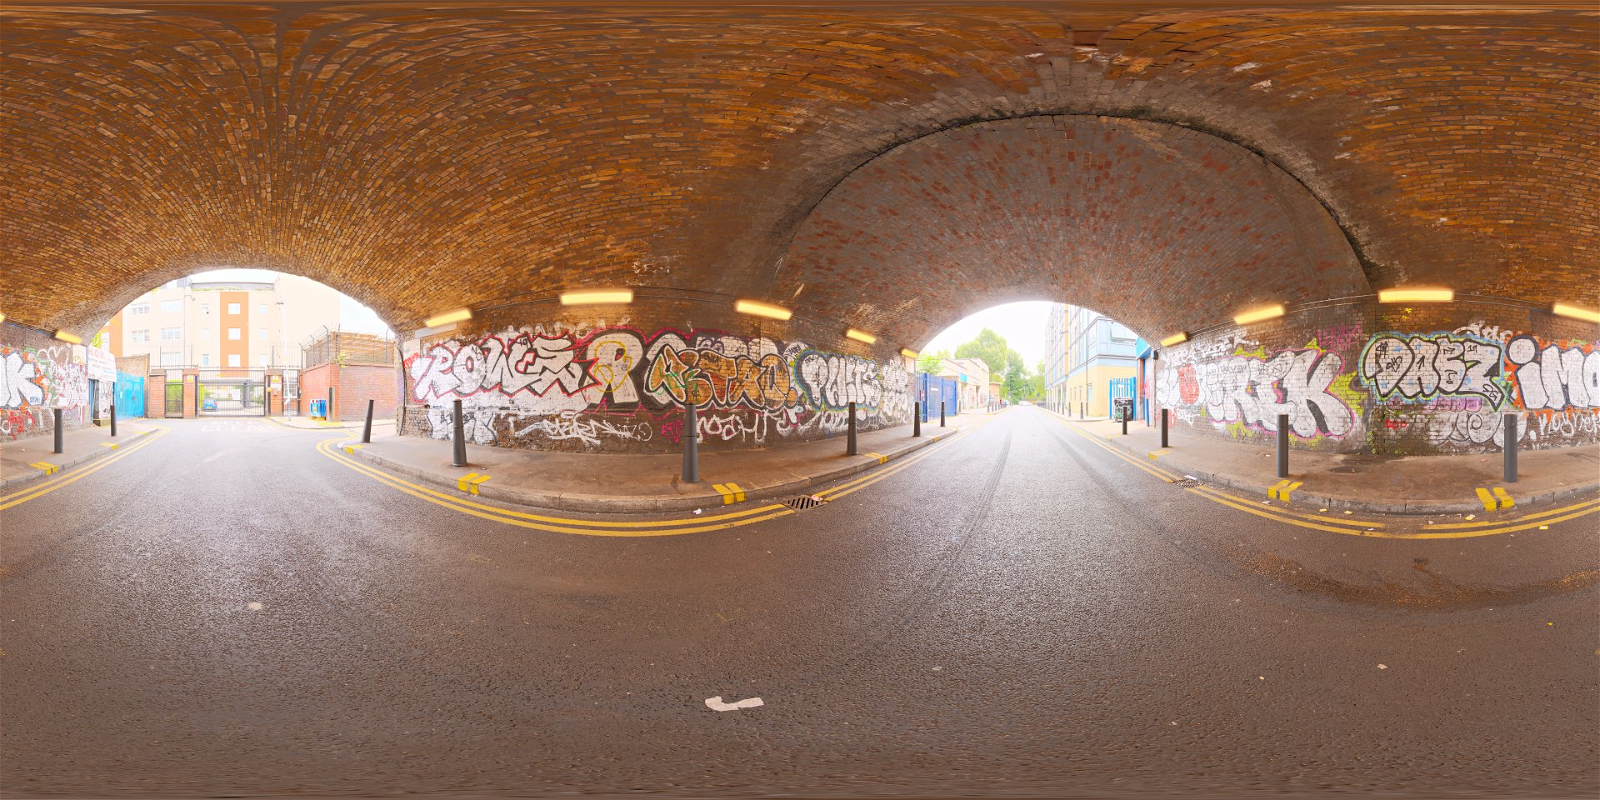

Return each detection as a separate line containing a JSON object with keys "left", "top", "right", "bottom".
{"left": 338, "top": 413, "right": 985, "bottom": 513}
{"left": 272, "top": 416, "right": 395, "bottom": 431}
{"left": 0, "top": 419, "right": 158, "bottom": 493}
{"left": 1051, "top": 408, "right": 1599, "bottom": 514}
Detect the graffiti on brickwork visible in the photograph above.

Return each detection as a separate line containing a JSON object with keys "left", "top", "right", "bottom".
{"left": 405, "top": 326, "right": 909, "bottom": 449}
{"left": 1358, "top": 332, "right": 1508, "bottom": 409}
{"left": 1505, "top": 335, "right": 1599, "bottom": 411}
{"left": 1157, "top": 343, "right": 1356, "bottom": 439}
{"left": 1, "top": 343, "right": 89, "bottom": 440}
{"left": 1314, "top": 324, "right": 1365, "bottom": 353}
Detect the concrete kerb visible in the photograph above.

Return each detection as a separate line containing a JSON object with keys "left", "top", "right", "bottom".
{"left": 1049, "top": 408, "right": 1599, "bottom": 515}
{"left": 343, "top": 426, "right": 966, "bottom": 514}
{"left": 0, "top": 426, "right": 155, "bottom": 494}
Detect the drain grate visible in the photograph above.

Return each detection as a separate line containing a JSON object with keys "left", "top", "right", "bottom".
{"left": 782, "top": 494, "right": 827, "bottom": 511}
{"left": 1172, "top": 477, "right": 1202, "bottom": 488}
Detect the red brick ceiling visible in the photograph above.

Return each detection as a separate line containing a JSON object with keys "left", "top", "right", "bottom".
{"left": 2, "top": 3, "right": 1595, "bottom": 342}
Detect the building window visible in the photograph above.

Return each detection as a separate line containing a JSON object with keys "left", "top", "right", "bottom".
{"left": 257, "top": 354, "right": 269, "bottom": 366}
{"left": 160, "top": 300, "right": 180, "bottom": 313}
{"left": 201, "top": 353, "right": 210, "bottom": 367}
{"left": 228, "top": 303, "right": 241, "bottom": 315}
{"left": 200, "top": 328, "right": 209, "bottom": 341}
{"left": 228, "top": 354, "right": 241, "bottom": 368}
{"left": 160, "top": 352, "right": 181, "bottom": 367}
{"left": 130, "top": 304, "right": 149, "bottom": 315}
{"left": 200, "top": 303, "right": 210, "bottom": 316}
{"left": 258, "top": 328, "right": 269, "bottom": 340}
{"left": 228, "top": 328, "right": 241, "bottom": 340}
{"left": 258, "top": 303, "right": 268, "bottom": 315}
{"left": 131, "top": 329, "right": 149, "bottom": 342}
{"left": 161, "top": 327, "right": 180, "bottom": 341}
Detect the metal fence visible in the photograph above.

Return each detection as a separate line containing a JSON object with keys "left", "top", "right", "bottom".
{"left": 302, "top": 327, "right": 396, "bottom": 368}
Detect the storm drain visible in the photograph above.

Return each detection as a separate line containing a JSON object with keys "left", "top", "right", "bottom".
{"left": 782, "top": 494, "right": 828, "bottom": 511}
{"left": 1172, "top": 476, "right": 1202, "bottom": 488}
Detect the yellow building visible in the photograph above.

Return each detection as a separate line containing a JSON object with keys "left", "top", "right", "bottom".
{"left": 1060, "top": 305, "right": 1138, "bottom": 418}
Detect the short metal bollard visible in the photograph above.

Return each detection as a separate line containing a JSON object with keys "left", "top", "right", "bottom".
{"left": 1276, "top": 412, "right": 1290, "bottom": 479}
{"left": 1160, "top": 408, "right": 1169, "bottom": 448}
{"left": 913, "top": 401, "right": 921, "bottom": 438}
{"left": 681, "top": 404, "right": 699, "bottom": 483}
{"left": 847, "top": 401, "right": 858, "bottom": 455}
{"left": 110, "top": 402, "right": 118, "bottom": 437}
{"left": 1503, "top": 413, "right": 1518, "bottom": 483}
{"left": 451, "top": 398, "right": 467, "bottom": 467}
{"left": 362, "top": 398, "right": 375, "bottom": 444}
{"left": 327, "top": 387, "right": 335, "bottom": 422}
{"left": 54, "top": 408, "right": 64, "bottom": 454}
{"left": 1121, "top": 411, "right": 1128, "bottom": 436}
{"left": 940, "top": 402, "right": 946, "bottom": 428}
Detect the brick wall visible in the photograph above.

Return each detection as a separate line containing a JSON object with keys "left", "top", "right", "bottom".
{"left": 1, "top": 322, "right": 88, "bottom": 441}
{"left": 398, "top": 300, "right": 914, "bottom": 454}
{"left": 1155, "top": 300, "right": 1599, "bottom": 455}
{"left": 334, "top": 364, "right": 399, "bottom": 421}
{"left": 299, "top": 364, "right": 333, "bottom": 419}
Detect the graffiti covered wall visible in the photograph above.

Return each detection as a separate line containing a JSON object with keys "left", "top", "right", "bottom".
{"left": 400, "top": 323, "right": 913, "bottom": 452}
{"left": 1155, "top": 304, "right": 1599, "bottom": 454}
{"left": 1, "top": 324, "right": 90, "bottom": 441}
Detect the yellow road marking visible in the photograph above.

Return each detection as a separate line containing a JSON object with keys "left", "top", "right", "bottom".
{"left": 99, "top": 442, "right": 118, "bottom": 449}
{"left": 1268, "top": 479, "right": 1290, "bottom": 500}
{"left": 28, "top": 462, "right": 59, "bottom": 475}
{"left": 1053, "top": 417, "right": 1594, "bottom": 538}
{"left": 1475, "top": 487, "right": 1496, "bottom": 512}
{"left": 344, "top": 443, "right": 364, "bottom": 454}
{"left": 864, "top": 452, "right": 888, "bottom": 464}
{"left": 1, "top": 427, "right": 169, "bottom": 510}
{"left": 1280, "top": 481, "right": 1304, "bottom": 503}
{"left": 468, "top": 473, "right": 492, "bottom": 495}
{"left": 1492, "top": 487, "right": 1514, "bottom": 510}
{"left": 317, "top": 438, "right": 792, "bottom": 536}
{"left": 819, "top": 418, "right": 998, "bottom": 500}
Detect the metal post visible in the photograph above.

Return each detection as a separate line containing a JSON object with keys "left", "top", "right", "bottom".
{"left": 847, "top": 401, "right": 858, "bottom": 455}
{"left": 681, "top": 404, "right": 699, "bottom": 483}
{"left": 1276, "top": 413, "right": 1289, "bottom": 479}
{"left": 110, "top": 402, "right": 117, "bottom": 437}
{"left": 940, "top": 402, "right": 946, "bottom": 427}
{"left": 1503, "top": 413, "right": 1518, "bottom": 483}
{"left": 53, "top": 408, "right": 64, "bottom": 454}
{"left": 327, "top": 387, "right": 335, "bottom": 422}
{"left": 1161, "top": 408, "right": 1169, "bottom": 448}
{"left": 451, "top": 398, "right": 467, "bottom": 467}
{"left": 362, "top": 398, "right": 375, "bottom": 444}
{"left": 1121, "top": 410, "right": 1128, "bottom": 436}
{"left": 913, "top": 402, "right": 921, "bottom": 437}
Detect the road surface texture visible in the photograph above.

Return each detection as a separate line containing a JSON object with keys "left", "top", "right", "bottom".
{"left": 3, "top": 409, "right": 1596, "bottom": 799}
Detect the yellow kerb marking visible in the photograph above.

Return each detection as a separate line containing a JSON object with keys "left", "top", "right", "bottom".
{"left": 468, "top": 474, "right": 492, "bottom": 496}
{"left": 1492, "top": 487, "right": 1514, "bottom": 510}
{"left": 1474, "top": 487, "right": 1496, "bottom": 512}
{"left": 1280, "top": 481, "right": 1304, "bottom": 503}
{"left": 100, "top": 442, "right": 118, "bottom": 449}
{"left": 457, "top": 472, "right": 481, "bottom": 492}
{"left": 864, "top": 452, "right": 887, "bottom": 464}
{"left": 1268, "top": 479, "right": 1290, "bottom": 500}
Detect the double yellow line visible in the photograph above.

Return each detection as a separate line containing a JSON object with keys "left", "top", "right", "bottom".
{"left": 1052, "top": 417, "right": 1599, "bottom": 539}
{"left": 0, "top": 426, "right": 169, "bottom": 511}
{"left": 314, "top": 420, "right": 989, "bottom": 537}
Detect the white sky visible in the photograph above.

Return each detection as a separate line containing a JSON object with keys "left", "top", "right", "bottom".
{"left": 922, "top": 301, "right": 1057, "bottom": 370}
{"left": 187, "top": 268, "right": 391, "bottom": 335}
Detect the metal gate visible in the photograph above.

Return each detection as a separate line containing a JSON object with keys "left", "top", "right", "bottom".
{"left": 1109, "top": 377, "right": 1137, "bottom": 421}
{"left": 196, "top": 369, "right": 268, "bottom": 416}
{"left": 164, "top": 382, "right": 184, "bottom": 417}
{"left": 918, "top": 373, "right": 960, "bottom": 422}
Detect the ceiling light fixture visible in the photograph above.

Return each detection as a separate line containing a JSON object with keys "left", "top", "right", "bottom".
{"left": 1233, "top": 304, "right": 1286, "bottom": 325}
{"left": 423, "top": 308, "right": 472, "bottom": 328}
{"left": 735, "top": 300, "right": 792, "bottom": 321}
{"left": 1159, "top": 332, "right": 1189, "bottom": 347}
{"left": 1552, "top": 302, "right": 1600, "bottom": 324}
{"left": 1378, "top": 288, "right": 1453, "bottom": 303}
{"left": 900, "top": 348, "right": 919, "bottom": 359}
{"left": 846, "top": 328, "right": 877, "bottom": 344}
{"left": 560, "top": 289, "right": 633, "bottom": 305}
{"left": 53, "top": 330, "right": 82, "bottom": 344}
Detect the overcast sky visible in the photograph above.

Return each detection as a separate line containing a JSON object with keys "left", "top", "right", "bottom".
{"left": 922, "top": 300, "right": 1056, "bottom": 370}
{"left": 188, "top": 269, "right": 391, "bottom": 335}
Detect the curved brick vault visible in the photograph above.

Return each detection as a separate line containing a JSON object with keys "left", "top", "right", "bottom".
{"left": 3, "top": 1, "right": 1597, "bottom": 343}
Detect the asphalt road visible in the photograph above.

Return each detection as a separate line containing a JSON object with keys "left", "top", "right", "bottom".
{"left": 2, "top": 410, "right": 1596, "bottom": 799}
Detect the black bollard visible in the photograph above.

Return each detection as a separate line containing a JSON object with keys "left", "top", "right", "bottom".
{"left": 362, "top": 398, "right": 375, "bottom": 444}
{"left": 110, "top": 402, "right": 117, "bottom": 437}
{"left": 1276, "top": 413, "right": 1289, "bottom": 479}
{"left": 451, "top": 398, "right": 467, "bottom": 467}
{"left": 913, "top": 401, "right": 921, "bottom": 438}
{"left": 327, "top": 387, "right": 335, "bottom": 421}
{"left": 940, "top": 402, "right": 946, "bottom": 428}
{"left": 1161, "top": 408, "right": 1169, "bottom": 448}
{"left": 1121, "top": 409, "right": 1128, "bottom": 436}
{"left": 54, "top": 408, "right": 63, "bottom": 454}
{"left": 681, "top": 404, "right": 699, "bottom": 483}
{"left": 847, "top": 401, "right": 858, "bottom": 455}
{"left": 1503, "top": 413, "right": 1518, "bottom": 483}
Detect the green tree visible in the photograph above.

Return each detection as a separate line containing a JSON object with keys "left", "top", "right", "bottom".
{"left": 954, "top": 329, "right": 1010, "bottom": 376}
{"left": 916, "top": 349, "right": 950, "bottom": 375}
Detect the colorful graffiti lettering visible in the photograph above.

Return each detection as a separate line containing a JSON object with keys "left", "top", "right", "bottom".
{"left": 1157, "top": 344, "right": 1355, "bottom": 440}
{"left": 1506, "top": 335, "right": 1598, "bottom": 411}
{"left": 1358, "top": 332, "right": 1507, "bottom": 409}
{"left": 0, "top": 343, "right": 89, "bottom": 440}
{"left": 403, "top": 326, "right": 910, "bottom": 451}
